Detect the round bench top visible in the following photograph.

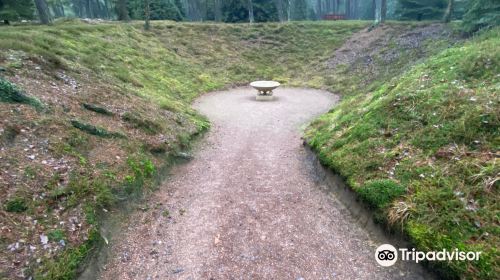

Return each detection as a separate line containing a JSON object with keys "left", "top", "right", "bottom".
{"left": 250, "top": 81, "right": 281, "bottom": 91}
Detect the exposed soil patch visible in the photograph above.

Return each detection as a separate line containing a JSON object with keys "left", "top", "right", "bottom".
{"left": 99, "top": 87, "right": 431, "bottom": 279}
{"left": 328, "top": 23, "right": 457, "bottom": 69}
{"left": 327, "top": 23, "right": 460, "bottom": 89}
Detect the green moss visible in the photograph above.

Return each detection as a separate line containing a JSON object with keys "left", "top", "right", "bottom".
{"left": 0, "top": 77, "right": 43, "bottom": 109}
{"left": 70, "top": 120, "right": 126, "bottom": 138}
{"left": 306, "top": 28, "right": 500, "bottom": 279}
{"left": 47, "top": 229, "right": 66, "bottom": 242}
{"left": 4, "top": 197, "right": 28, "bottom": 213}
{"left": 82, "top": 103, "right": 114, "bottom": 116}
{"left": 358, "top": 179, "right": 406, "bottom": 209}
{"left": 121, "top": 112, "right": 161, "bottom": 134}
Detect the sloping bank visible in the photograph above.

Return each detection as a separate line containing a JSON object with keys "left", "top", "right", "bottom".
{"left": 305, "top": 28, "right": 499, "bottom": 279}
{"left": 0, "top": 20, "right": 366, "bottom": 279}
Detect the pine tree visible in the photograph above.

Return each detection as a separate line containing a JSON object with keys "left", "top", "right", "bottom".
{"left": 34, "top": 0, "right": 52, "bottom": 24}
{"left": 462, "top": 0, "right": 500, "bottom": 32}
{"left": 116, "top": 0, "right": 130, "bottom": 20}
{"left": 291, "top": 0, "right": 307, "bottom": 20}
{"left": 0, "top": 0, "right": 35, "bottom": 24}
{"left": 442, "top": 0, "right": 453, "bottom": 23}
{"left": 396, "top": 0, "right": 447, "bottom": 21}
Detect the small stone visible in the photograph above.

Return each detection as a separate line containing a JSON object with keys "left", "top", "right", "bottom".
{"left": 172, "top": 268, "right": 184, "bottom": 274}
{"left": 40, "top": 234, "right": 48, "bottom": 245}
{"left": 176, "top": 152, "right": 192, "bottom": 160}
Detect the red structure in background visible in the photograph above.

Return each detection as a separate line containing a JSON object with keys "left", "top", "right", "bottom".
{"left": 322, "top": 14, "right": 346, "bottom": 20}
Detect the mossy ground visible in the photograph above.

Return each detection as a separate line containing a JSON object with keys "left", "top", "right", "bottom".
{"left": 306, "top": 28, "right": 499, "bottom": 279}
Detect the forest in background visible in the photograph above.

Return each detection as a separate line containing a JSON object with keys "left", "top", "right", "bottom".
{"left": 0, "top": 0, "right": 499, "bottom": 32}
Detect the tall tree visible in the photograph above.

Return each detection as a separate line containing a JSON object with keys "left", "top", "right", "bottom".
{"left": 275, "top": 0, "right": 285, "bottom": 22}
{"left": 214, "top": 0, "right": 222, "bottom": 21}
{"left": 128, "top": 0, "right": 184, "bottom": 21}
{"left": 116, "top": 0, "right": 130, "bottom": 20}
{"left": 0, "top": 0, "right": 34, "bottom": 24}
{"left": 144, "top": 0, "right": 150, "bottom": 29}
{"left": 34, "top": 0, "right": 52, "bottom": 24}
{"left": 103, "top": 0, "right": 111, "bottom": 18}
{"left": 462, "top": 0, "right": 500, "bottom": 32}
{"left": 291, "top": 0, "right": 307, "bottom": 20}
{"left": 247, "top": 0, "right": 253, "bottom": 23}
{"left": 372, "top": 0, "right": 376, "bottom": 19}
{"left": 286, "top": 0, "right": 292, "bottom": 21}
{"left": 315, "top": 0, "right": 321, "bottom": 18}
{"left": 346, "top": 0, "right": 350, "bottom": 18}
{"left": 442, "top": 0, "right": 453, "bottom": 23}
{"left": 397, "top": 0, "right": 447, "bottom": 21}
{"left": 380, "top": 0, "right": 386, "bottom": 22}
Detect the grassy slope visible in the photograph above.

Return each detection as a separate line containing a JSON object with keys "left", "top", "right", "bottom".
{"left": 306, "top": 28, "right": 499, "bottom": 279}
{"left": 0, "top": 20, "right": 366, "bottom": 279}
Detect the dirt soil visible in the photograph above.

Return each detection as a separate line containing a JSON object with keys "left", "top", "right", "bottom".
{"left": 327, "top": 23, "right": 457, "bottom": 78}
{"left": 99, "top": 87, "right": 430, "bottom": 279}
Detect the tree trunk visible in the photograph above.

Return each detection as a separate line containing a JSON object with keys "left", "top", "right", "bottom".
{"left": 214, "top": 0, "right": 222, "bottom": 22}
{"left": 380, "top": 0, "right": 386, "bottom": 23}
{"left": 443, "top": 0, "right": 454, "bottom": 23}
{"left": 316, "top": 0, "right": 322, "bottom": 19}
{"left": 116, "top": 0, "right": 129, "bottom": 21}
{"left": 86, "top": 0, "right": 93, "bottom": 18}
{"left": 335, "top": 0, "right": 339, "bottom": 14}
{"left": 73, "top": 0, "right": 82, "bottom": 17}
{"left": 34, "top": 0, "right": 52, "bottom": 24}
{"left": 103, "top": 0, "right": 110, "bottom": 19}
{"left": 287, "top": 0, "right": 291, "bottom": 21}
{"left": 346, "top": 0, "right": 350, "bottom": 19}
{"left": 352, "top": 0, "right": 357, "bottom": 19}
{"left": 94, "top": 0, "right": 102, "bottom": 18}
{"left": 248, "top": 0, "right": 254, "bottom": 23}
{"left": 372, "top": 0, "right": 376, "bottom": 20}
{"left": 51, "top": 4, "right": 61, "bottom": 17}
{"left": 59, "top": 1, "right": 65, "bottom": 17}
{"left": 144, "top": 0, "right": 150, "bottom": 29}
{"left": 275, "top": 0, "right": 285, "bottom": 22}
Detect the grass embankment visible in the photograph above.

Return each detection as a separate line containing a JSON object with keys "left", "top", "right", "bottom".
{"left": 306, "top": 28, "right": 499, "bottom": 279}
{"left": 0, "top": 20, "right": 366, "bottom": 279}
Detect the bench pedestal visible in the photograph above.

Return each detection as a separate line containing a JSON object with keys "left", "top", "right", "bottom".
{"left": 256, "top": 94, "right": 274, "bottom": 101}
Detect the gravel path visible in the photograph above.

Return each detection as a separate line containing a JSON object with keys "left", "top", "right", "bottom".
{"left": 99, "top": 87, "right": 430, "bottom": 280}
